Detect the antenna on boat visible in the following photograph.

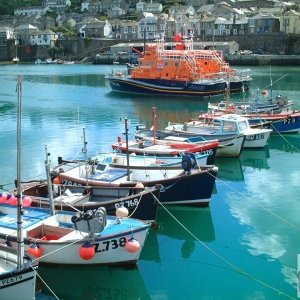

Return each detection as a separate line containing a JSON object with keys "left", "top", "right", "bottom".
{"left": 44, "top": 145, "right": 55, "bottom": 215}
{"left": 269, "top": 65, "right": 273, "bottom": 101}
{"left": 121, "top": 117, "right": 131, "bottom": 181}
{"left": 152, "top": 107, "right": 157, "bottom": 145}
{"left": 16, "top": 75, "right": 24, "bottom": 267}
{"left": 82, "top": 127, "right": 89, "bottom": 187}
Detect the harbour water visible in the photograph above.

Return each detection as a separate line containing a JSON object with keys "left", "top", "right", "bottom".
{"left": 0, "top": 64, "right": 300, "bottom": 299}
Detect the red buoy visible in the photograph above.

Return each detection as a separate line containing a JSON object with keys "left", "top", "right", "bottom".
{"left": 125, "top": 238, "right": 141, "bottom": 253}
{"left": 79, "top": 242, "right": 95, "bottom": 260}
{"left": 22, "top": 196, "right": 32, "bottom": 207}
{"left": 0, "top": 193, "right": 8, "bottom": 203}
{"left": 27, "top": 244, "right": 43, "bottom": 258}
{"left": 53, "top": 176, "right": 62, "bottom": 184}
{"left": 6, "top": 195, "right": 17, "bottom": 206}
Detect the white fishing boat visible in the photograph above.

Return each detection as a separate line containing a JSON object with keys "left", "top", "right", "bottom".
{"left": 167, "top": 114, "right": 272, "bottom": 148}
{"left": 0, "top": 244, "right": 37, "bottom": 300}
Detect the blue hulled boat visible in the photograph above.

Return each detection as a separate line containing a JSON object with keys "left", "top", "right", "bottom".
{"left": 105, "top": 34, "right": 251, "bottom": 97}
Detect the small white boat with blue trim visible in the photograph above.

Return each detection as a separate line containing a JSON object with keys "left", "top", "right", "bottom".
{"left": 0, "top": 203, "right": 150, "bottom": 265}
{"left": 167, "top": 114, "right": 272, "bottom": 148}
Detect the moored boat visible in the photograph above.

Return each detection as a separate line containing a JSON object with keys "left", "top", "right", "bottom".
{"left": 135, "top": 126, "right": 243, "bottom": 158}
{"left": 0, "top": 204, "right": 151, "bottom": 265}
{"left": 105, "top": 34, "right": 251, "bottom": 97}
{"left": 204, "top": 89, "right": 300, "bottom": 134}
{"left": 167, "top": 114, "right": 272, "bottom": 148}
{"left": 111, "top": 138, "right": 217, "bottom": 164}
{"left": 93, "top": 150, "right": 210, "bottom": 167}
{"left": 0, "top": 244, "right": 37, "bottom": 300}
{"left": 18, "top": 180, "right": 161, "bottom": 224}
{"left": 52, "top": 160, "right": 218, "bottom": 207}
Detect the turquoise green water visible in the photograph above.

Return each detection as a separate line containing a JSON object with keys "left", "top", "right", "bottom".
{"left": 0, "top": 64, "right": 299, "bottom": 299}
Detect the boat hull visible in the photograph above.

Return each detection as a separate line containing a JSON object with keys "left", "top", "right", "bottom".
{"left": 0, "top": 252, "right": 37, "bottom": 300}
{"left": 145, "top": 129, "right": 245, "bottom": 158}
{"left": 247, "top": 114, "right": 300, "bottom": 134}
{"left": 106, "top": 77, "right": 249, "bottom": 97}
{"left": 57, "top": 165, "right": 218, "bottom": 207}
{"left": 243, "top": 130, "right": 272, "bottom": 148}
{"left": 0, "top": 206, "right": 150, "bottom": 265}
{"left": 23, "top": 182, "right": 160, "bottom": 224}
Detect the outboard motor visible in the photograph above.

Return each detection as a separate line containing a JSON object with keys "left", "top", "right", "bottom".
{"left": 71, "top": 207, "right": 107, "bottom": 233}
{"left": 181, "top": 153, "right": 197, "bottom": 174}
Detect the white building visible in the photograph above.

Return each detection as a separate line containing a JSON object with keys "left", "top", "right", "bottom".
{"left": 138, "top": 12, "right": 158, "bottom": 40}
{"left": 30, "top": 29, "right": 58, "bottom": 46}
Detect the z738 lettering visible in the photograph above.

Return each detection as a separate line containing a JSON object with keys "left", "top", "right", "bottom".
{"left": 93, "top": 237, "right": 127, "bottom": 252}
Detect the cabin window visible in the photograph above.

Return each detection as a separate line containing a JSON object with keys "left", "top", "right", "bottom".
{"left": 223, "top": 121, "right": 237, "bottom": 133}
{"left": 238, "top": 120, "right": 248, "bottom": 131}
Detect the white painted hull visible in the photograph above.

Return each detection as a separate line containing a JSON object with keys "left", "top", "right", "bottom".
{"left": 243, "top": 130, "right": 272, "bottom": 148}
{"left": 25, "top": 227, "right": 148, "bottom": 265}
{"left": 0, "top": 270, "right": 36, "bottom": 300}
{"left": 0, "top": 206, "right": 150, "bottom": 265}
{"left": 0, "top": 247, "right": 36, "bottom": 300}
{"left": 216, "top": 135, "right": 245, "bottom": 158}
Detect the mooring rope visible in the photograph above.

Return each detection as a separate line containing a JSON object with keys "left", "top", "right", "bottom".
{"left": 146, "top": 188, "right": 297, "bottom": 300}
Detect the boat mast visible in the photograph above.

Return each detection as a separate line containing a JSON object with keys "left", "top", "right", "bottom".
{"left": 44, "top": 145, "right": 55, "bottom": 215}
{"left": 152, "top": 107, "right": 157, "bottom": 145}
{"left": 16, "top": 75, "right": 24, "bottom": 267}
{"left": 124, "top": 117, "right": 130, "bottom": 181}
{"left": 82, "top": 127, "right": 88, "bottom": 187}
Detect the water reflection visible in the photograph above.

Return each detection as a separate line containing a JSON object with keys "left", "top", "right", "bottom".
{"left": 25, "top": 74, "right": 106, "bottom": 87}
{"left": 36, "top": 264, "right": 150, "bottom": 300}
{"left": 157, "top": 206, "right": 215, "bottom": 244}
{"left": 215, "top": 147, "right": 270, "bottom": 182}
{"left": 240, "top": 147, "right": 270, "bottom": 170}
{"left": 227, "top": 148, "right": 300, "bottom": 292}
{"left": 0, "top": 101, "right": 15, "bottom": 115}
{"left": 268, "top": 135, "right": 300, "bottom": 153}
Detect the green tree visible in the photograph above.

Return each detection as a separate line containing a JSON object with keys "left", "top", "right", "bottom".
{"left": 48, "top": 46, "right": 60, "bottom": 59}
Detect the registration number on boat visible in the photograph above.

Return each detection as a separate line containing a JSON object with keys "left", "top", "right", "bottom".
{"left": 115, "top": 198, "right": 139, "bottom": 209}
{"left": 246, "top": 133, "right": 265, "bottom": 140}
{"left": 93, "top": 237, "right": 127, "bottom": 252}
{"left": 283, "top": 117, "right": 296, "bottom": 125}
{"left": 1, "top": 275, "right": 22, "bottom": 285}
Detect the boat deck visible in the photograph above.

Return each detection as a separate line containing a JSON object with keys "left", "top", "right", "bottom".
{"left": 0, "top": 205, "right": 52, "bottom": 230}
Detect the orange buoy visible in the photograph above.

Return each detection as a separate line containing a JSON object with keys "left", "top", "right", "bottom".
{"left": 125, "top": 238, "right": 141, "bottom": 253}
{"left": 53, "top": 176, "right": 62, "bottom": 184}
{"left": 79, "top": 242, "right": 95, "bottom": 260}
{"left": 27, "top": 244, "right": 43, "bottom": 258}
